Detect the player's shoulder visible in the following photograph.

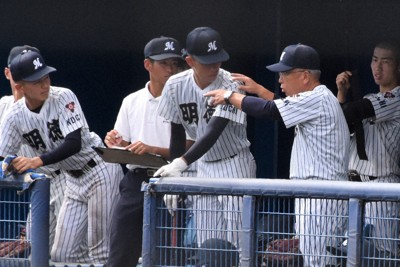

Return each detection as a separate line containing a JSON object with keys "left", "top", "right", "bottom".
{"left": 168, "top": 69, "right": 192, "bottom": 83}
{"left": 122, "top": 86, "right": 149, "bottom": 102}
{"left": 0, "top": 95, "right": 14, "bottom": 106}
{"left": 49, "top": 86, "right": 74, "bottom": 96}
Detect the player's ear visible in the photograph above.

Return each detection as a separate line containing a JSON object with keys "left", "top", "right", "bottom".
{"left": 4, "top": 68, "right": 10, "bottom": 80}
{"left": 14, "top": 82, "right": 24, "bottom": 92}
{"left": 185, "top": 56, "right": 194, "bottom": 67}
{"left": 144, "top": 58, "right": 152, "bottom": 71}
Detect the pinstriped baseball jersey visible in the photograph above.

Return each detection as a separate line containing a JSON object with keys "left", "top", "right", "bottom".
{"left": 0, "top": 86, "right": 103, "bottom": 170}
{"left": 349, "top": 86, "right": 400, "bottom": 177}
{"left": 274, "top": 85, "right": 350, "bottom": 180}
{"left": 157, "top": 68, "right": 250, "bottom": 161}
{"left": 0, "top": 95, "right": 14, "bottom": 122}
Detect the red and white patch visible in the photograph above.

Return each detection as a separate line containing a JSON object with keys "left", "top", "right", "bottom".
{"left": 65, "top": 102, "right": 75, "bottom": 112}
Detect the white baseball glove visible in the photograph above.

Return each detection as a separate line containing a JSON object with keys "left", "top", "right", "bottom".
{"left": 154, "top": 158, "right": 188, "bottom": 177}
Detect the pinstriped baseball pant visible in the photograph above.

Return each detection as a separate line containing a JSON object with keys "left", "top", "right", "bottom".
{"left": 193, "top": 148, "right": 256, "bottom": 249}
{"left": 50, "top": 161, "right": 123, "bottom": 264}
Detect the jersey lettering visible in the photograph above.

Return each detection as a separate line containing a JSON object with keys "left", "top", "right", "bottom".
{"left": 66, "top": 114, "right": 81, "bottom": 126}
{"left": 23, "top": 129, "right": 46, "bottom": 150}
{"left": 180, "top": 103, "right": 199, "bottom": 124}
{"left": 203, "top": 103, "right": 215, "bottom": 123}
{"left": 221, "top": 105, "right": 238, "bottom": 114}
{"left": 48, "top": 119, "right": 64, "bottom": 142}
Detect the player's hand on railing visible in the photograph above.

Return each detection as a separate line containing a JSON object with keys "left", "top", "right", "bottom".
{"left": 153, "top": 158, "right": 188, "bottom": 177}
{"left": 163, "top": 194, "right": 178, "bottom": 215}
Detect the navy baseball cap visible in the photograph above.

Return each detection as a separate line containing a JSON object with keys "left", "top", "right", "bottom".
{"left": 10, "top": 50, "right": 56, "bottom": 82}
{"left": 266, "top": 43, "right": 320, "bottom": 72}
{"left": 7, "top": 45, "right": 40, "bottom": 67}
{"left": 186, "top": 27, "right": 229, "bottom": 65}
{"left": 144, "top": 36, "right": 182, "bottom": 60}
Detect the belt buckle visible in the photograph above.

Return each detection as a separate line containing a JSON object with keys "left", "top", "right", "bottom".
{"left": 147, "top": 169, "right": 156, "bottom": 177}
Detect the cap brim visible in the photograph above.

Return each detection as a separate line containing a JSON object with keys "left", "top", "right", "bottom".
{"left": 266, "top": 62, "right": 293, "bottom": 72}
{"left": 149, "top": 54, "right": 182, "bottom": 60}
{"left": 22, "top": 66, "right": 57, "bottom": 82}
{"left": 191, "top": 49, "right": 229, "bottom": 65}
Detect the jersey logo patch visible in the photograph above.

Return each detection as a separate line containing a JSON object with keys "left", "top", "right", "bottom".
{"left": 383, "top": 91, "right": 395, "bottom": 98}
{"left": 180, "top": 103, "right": 199, "bottom": 125}
{"left": 65, "top": 102, "right": 75, "bottom": 112}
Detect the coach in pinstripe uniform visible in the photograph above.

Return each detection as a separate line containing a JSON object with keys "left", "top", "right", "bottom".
{"left": 336, "top": 39, "right": 400, "bottom": 257}
{"left": 0, "top": 49, "right": 124, "bottom": 264}
{"left": 154, "top": 27, "right": 256, "bottom": 251}
{"left": 206, "top": 44, "right": 350, "bottom": 267}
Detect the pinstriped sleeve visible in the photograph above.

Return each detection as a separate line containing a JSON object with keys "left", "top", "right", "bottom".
{"left": 365, "top": 87, "right": 400, "bottom": 123}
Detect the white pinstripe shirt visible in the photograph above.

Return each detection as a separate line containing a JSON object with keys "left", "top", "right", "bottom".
{"left": 349, "top": 86, "right": 400, "bottom": 178}
{"left": 157, "top": 68, "right": 250, "bottom": 161}
{"left": 275, "top": 85, "right": 350, "bottom": 181}
{"left": 0, "top": 86, "right": 103, "bottom": 171}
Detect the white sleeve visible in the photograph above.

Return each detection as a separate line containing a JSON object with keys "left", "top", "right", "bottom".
{"left": 274, "top": 91, "right": 320, "bottom": 128}
{"left": 57, "top": 89, "right": 87, "bottom": 136}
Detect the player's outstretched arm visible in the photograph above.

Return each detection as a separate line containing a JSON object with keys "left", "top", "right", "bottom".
{"left": 231, "top": 73, "right": 275, "bottom": 100}
{"left": 204, "top": 89, "right": 245, "bottom": 110}
{"left": 153, "top": 117, "right": 229, "bottom": 177}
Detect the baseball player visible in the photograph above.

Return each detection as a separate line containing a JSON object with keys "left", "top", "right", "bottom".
{"left": 154, "top": 27, "right": 257, "bottom": 249}
{"left": 0, "top": 49, "right": 124, "bottom": 264}
{"left": 2, "top": 45, "right": 67, "bottom": 253}
{"left": 104, "top": 36, "right": 195, "bottom": 267}
{"left": 205, "top": 44, "right": 350, "bottom": 267}
{"left": 336, "top": 39, "right": 400, "bottom": 256}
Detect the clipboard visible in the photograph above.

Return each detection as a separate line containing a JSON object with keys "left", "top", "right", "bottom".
{"left": 92, "top": 146, "right": 169, "bottom": 168}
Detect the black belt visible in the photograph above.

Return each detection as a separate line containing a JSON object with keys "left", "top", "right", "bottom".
{"left": 348, "top": 170, "right": 377, "bottom": 182}
{"left": 133, "top": 167, "right": 157, "bottom": 177}
{"left": 204, "top": 154, "right": 237, "bottom": 163}
{"left": 66, "top": 159, "right": 97, "bottom": 178}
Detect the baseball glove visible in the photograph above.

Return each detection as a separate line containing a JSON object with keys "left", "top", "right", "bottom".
{"left": 0, "top": 227, "right": 30, "bottom": 258}
{"left": 263, "top": 237, "right": 303, "bottom": 267}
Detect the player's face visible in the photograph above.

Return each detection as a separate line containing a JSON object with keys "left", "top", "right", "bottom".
{"left": 278, "top": 69, "right": 308, "bottom": 96}
{"left": 149, "top": 58, "right": 180, "bottom": 85}
{"left": 371, "top": 47, "right": 399, "bottom": 91}
{"left": 18, "top": 75, "right": 51, "bottom": 110}
{"left": 186, "top": 56, "right": 221, "bottom": 89}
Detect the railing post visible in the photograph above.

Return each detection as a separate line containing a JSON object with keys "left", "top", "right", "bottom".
{"left": 240, "top": 195, "right": 255, "bottom": 267}
{"left": 141, "top": 182, "right": 157, "bottom": 267}
{"left": 30, "top": 179, "right": 50, "bottom": 267}
{"left": 346, "top": 198, "right": 363, "bottom": 267}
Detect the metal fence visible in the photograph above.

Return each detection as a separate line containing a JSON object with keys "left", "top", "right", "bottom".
{"left": 0, "top": 179, "right": 50, "bottom": 267}
{"left": 142, "top": 177, "right": 400, "bottom": 267}
{"left": 0, "top": 184, "right": 30, "bottom": 267}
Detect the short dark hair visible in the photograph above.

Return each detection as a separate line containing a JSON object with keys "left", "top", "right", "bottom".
{"left": 375, "top": 38, "right": 400, "bottom": 64}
